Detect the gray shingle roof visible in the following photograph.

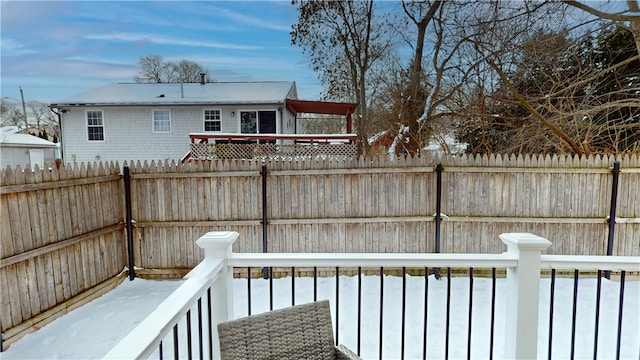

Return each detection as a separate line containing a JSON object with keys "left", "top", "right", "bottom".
{"left": 51, "top": 81, "right": 296, "bottom": 106}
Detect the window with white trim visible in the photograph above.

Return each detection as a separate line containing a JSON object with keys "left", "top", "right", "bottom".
{"left": 204, "top": 109, "right": 221, "bottom": 131}
{"left": 87, "top": 110, "right": 104, "bottom": 141}
{"left": 153, "top": 109, "right": 171, "bottom": 133}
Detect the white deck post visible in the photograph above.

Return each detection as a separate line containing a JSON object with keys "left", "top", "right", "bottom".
{"left": 195, "top": 231, "right": 238, "bottom": 359}
{"left": 500, "top": 232, "right": 552, "bottom": 360}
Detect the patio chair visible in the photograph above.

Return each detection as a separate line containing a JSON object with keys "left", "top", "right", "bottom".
{"left": 217, "top": 300, "right": 360, "bottom": 360}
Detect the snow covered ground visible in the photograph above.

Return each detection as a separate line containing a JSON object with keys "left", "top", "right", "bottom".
{"left": 1, "top": 274, "right": 638, "bottom": 359}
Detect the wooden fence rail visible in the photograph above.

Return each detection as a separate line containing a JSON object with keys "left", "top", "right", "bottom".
{"left": 1, "top": 153, "right": 639, "bottom": 348}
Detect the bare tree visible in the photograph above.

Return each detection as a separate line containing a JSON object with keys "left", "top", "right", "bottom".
{"left": 0, "top": 100, "right": 23, "bottom": 128}
{"left": 134, "top": 55, "right": 170, "bottom": 83}
{"left": 171, "top": 60, "right": 210, "bottom": 83}
{"left": 396, "top": 1, "right": 442, "bottom": 156}
{"left": 386, "top": 1, "right": 502, "bottom": 156}
{"left": 27, "top": 101, "right": 60, "bottom": 140}
{"left": 292, "top": 0, "right": 390, "bottom": 155}
{"left": 133, "top": 55, "right": 210, "bottom": 83}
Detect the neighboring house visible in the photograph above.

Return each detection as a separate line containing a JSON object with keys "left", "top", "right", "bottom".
{"left": 369, "top": 130, "right": 396, "bottom": 156}
{"left": 50, "top": 80, "right": 317, "bottom": 164}
{"left": 0, "top": 126, "right": 58, "bottom": 169}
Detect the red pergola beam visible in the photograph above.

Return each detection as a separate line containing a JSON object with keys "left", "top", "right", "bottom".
{"left": 286, "top": 99, "right": 358, "bottom": 134}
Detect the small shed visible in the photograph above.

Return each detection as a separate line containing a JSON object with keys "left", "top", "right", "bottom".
{"left": 1, "top": 126, "right": 58, "bottom": 169}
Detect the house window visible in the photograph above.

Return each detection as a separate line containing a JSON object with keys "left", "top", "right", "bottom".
{"left": 240, "top": 111, "right": 276, "bottom": 134}
{"left": 204, "top": 109, "right": 221, "bottom": 131}
{"left": 153, "top": 109, "right": 171, "bottom": 133}
{"left": 87, "top": 110, "right": 104, "bottom": 141}
{"left": 240, "top": 111, "right": 257, "bottom": 134}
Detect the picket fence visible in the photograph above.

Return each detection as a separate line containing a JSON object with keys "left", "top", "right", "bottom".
{"left": 1, "top": 153, "right": 639, "bottom": 348}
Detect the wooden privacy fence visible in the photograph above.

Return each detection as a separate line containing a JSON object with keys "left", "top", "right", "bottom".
{"left": 0, "top": 162, "right": 126, "bottom": 347}
{"left": 1, "top": 153, "right": 639, "bottom": 348}
{"left": 125, "top": 153, "right": 639, "bottom": 275}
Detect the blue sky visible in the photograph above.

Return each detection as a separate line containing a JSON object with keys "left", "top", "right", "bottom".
{"left": 1, "top": 1, "right": 322, "bottom": 104}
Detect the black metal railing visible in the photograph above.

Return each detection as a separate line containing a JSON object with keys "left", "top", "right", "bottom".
{"left": 544, "top": 269, "right": 632, "bottom": 360}
{"left": 239, "top": 266, "right": 500, "bottom": 360}
{"left": 233, "top": 266, "right": 636, "bottom": 360}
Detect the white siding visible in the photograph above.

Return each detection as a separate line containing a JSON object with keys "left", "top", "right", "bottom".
{"left": 61, "top": 105, "right": 283, "bottom": 163}
{"left": 0, "top": 145, "right": 56, "bottom": 169}
{"left": 282, "top": 110, "right": 296, "bottom": 134}
{"left": 283, "top": 83, "right": 297, "bottom": 134}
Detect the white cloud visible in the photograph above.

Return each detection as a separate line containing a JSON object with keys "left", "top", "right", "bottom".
{"left": 0, "top": 38, "right": 38, "bottom": 56}
{"left": 84, "top": 32, "right": 263, "bottom": 50}
{"left": 204, "top": 4, "right": 293, "bottom": 32}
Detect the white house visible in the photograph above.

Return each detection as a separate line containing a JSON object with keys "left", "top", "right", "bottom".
{"left": 50, "top": 80, "right": 307, "bottom": 164}
{"left": 0, "top": 126, "right": 58, "bottom": 169}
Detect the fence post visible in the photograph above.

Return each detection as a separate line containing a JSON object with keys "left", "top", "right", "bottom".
{"left": 261, "top": 164, "right": 269, "bottom": 279}
{"left": 195, "top": 231, "right": 238, "bottom": 359}
{"left": 499, "top": 232, "right": 552, "bottom": 360}
{"left": 123, "top": 166, "right": 135, "bottom": 280}
{"left": 605, "top": 161, "right": 620, "bottom": 279}
{"left": 434, "top": 163, "right": 444, "bottom": 279}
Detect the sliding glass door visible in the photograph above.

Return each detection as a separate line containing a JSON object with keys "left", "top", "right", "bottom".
{"left": 240, "top": 110, "right": 276, "bottom": 134}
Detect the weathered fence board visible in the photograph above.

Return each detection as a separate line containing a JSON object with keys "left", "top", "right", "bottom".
{"left": 1, "top": 162, "right": 126, "bottom": 340}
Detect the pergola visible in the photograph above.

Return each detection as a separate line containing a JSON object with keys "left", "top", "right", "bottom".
{"left": 285, "top": 99, "right": 358, "bottom": 134}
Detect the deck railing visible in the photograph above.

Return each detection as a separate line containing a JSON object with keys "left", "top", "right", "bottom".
{"left": 103, "top": 231, "right": 639, "bottom": 360}
{"left": 183, "top": 133, "right": 358, "bottom": 162}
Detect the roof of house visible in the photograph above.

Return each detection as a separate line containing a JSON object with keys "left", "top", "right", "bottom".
{"left": 50, "top": 81, "right": 297, "bottom": 107}
{"left": 1, "top": 127, "right": 57, "bottom": 147}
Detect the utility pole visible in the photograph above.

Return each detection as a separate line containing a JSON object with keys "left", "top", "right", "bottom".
{"left": 19, "top": 86, "right": 28, "bottom": 129}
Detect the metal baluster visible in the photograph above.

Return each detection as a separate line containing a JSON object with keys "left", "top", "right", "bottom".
{"left": 269, "top": 267, "right": 274, "bottom": 311}
{"left": 401, "top": 267, "right": 406, "bottom": 360}
{"left": 173, "top": 324, "right": 179, "bottom": 360}
{"left": 313, "top": 267, "right": 318, "bottom": 302}
{"left": 248, "top": 267, "right": 252, "bottom": 316}
{"left": 207, "top": 287, "right": 213, "bottom": 359}
{"left": 197, "top": 298, "right": 203, "bottom": 360}
{"left": 358, "top": 266, "right": 362, "bottom": 356}
{"left": 570, "top": 270, "right": 579, "bottom": 360}
{"left": 489, "top": 268, "right": 496, "bottom": 360}
{"left": 616, "top": 271, "right": 626, "bottom": 360}
{"left": 445, "top": 267, "right": 451, "bottom": 360}
{"left": 186, "top": 310, "right": 192, "bottom": 360}
{"left": 379, "top": 267, "right": 384, "bottom": 360}
{"left": 336, "top": 266, "right": 340, "bottom": 345}
{"left": 292, "top": 266, "right": 296, "bottom": 306}
{"left": 467, "top": 267, "right": 474, "bottom": 360}
{"left": 422, "top": 267, "right": 430, "bottom": 360}
{"left": 548, "top": 269, "right": 556, "bottom": 360}
{"left": 593, "top": 270, "right": 602, "bottom": 360}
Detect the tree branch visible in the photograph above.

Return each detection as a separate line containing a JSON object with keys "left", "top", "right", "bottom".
{"left": 488, "top": 59, "right": 584, "bottom": 155}
{"left": 562, "top": 1, "right": 640, "bottom": 22}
